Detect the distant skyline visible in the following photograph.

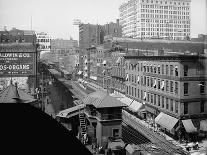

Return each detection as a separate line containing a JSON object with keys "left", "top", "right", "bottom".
{"left": 0, "top": 0, "right": 206, "bottom": 40}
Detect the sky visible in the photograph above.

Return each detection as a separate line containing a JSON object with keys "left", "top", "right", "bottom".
{"left": 0, "top": 0, "right": 206, "bottom": 40}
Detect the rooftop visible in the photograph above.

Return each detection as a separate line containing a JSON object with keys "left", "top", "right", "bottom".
{"left": 82, "top": 91, "right": 127, "bottom": 108}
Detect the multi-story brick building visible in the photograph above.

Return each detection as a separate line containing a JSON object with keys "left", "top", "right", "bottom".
{"left": 78, "top": 21, "right": 122, "bottom": 72}
{"left": 124, "top": 55, "right": 207, "bottom": 139}
{"left": 111, "top": 52, "right": 126, "bottom": 94}
{"left": 119, "top": 0, "right": 191, "bottom": 40}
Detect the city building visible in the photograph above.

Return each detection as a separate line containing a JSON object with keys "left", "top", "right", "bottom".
{"left": 111, "top": 51, "right": 126, "bottom": 94}
{"left": 82, "top": 91, "right": 127, "bottom": 148}
{"left": 78, "top": 20, "right": 122, "bottom": 72}
{"left": 51, "top": 38, "right": 78, "bottom": 52}
{"left": 0, "top": 28, "right": 36, "bottom": 43}
{"left": 107, "top": 36, "right": 205, "bottom": 55}
{"left": 124, "top": 55, "right": 207, "bottom": 140}
{"left": 119, "top": 0, "right": 191, "bottom": 40}
{"left": 36, "top": 32, "right": 51, "bottom": 53}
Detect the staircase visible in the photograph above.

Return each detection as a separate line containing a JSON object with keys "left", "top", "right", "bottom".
{"left": 79, "top": 111, "right": 87, "bottom": 141}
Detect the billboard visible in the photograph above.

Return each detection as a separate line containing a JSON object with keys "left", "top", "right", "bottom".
{"left": 0, "top": 44, "right": 36, "bottom": 76}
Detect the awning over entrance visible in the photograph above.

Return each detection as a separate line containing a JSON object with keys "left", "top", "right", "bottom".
{"left": 182, "top": 119, "right": 197, "bottom": 133}
{"left": 77, "top": 71, "right": 83, "bottom": 75}
{"left": 129, "top": 100, "right": 144, "bottom": 112}
{"left": 200, "top": 119, "right": 207, "bottom": 131}
{"left": 155, "top": 112, "right": 178, "bottom": 131}
{"left": 118, "top": 96, "right": 133, "bottom": 106}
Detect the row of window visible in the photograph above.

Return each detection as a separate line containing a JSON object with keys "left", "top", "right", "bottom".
{"left": 141, "top": 0, "right": 190, "bottom": 6}
{"left": 126, "top": 86, "right": 179, "bottom": 113}
{"left": 127, "top": 63, "right": 179, "bottom": 77}
{"left": 126, "top": 86, "right": 205, "bottom": 114}
{"left": 127, "top": 74, "right": 179, "bottom": 94}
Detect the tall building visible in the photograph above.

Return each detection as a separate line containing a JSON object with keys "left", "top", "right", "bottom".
{"left": 79, "top": 20, "right": 122, "bottom": 51}
{"left": 119, "top": 0, "right": 191, "bottom": 40}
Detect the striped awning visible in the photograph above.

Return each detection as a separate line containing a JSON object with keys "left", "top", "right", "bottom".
{"left": 155, "top": 112, "right": 178, "bottom": 131}
{"left": 200, "top": 119, "right": 207, "bottom": 131}
{"left": 129, "top": 100, "right": 144, "bottom": 112}
{"left": 182, "top": 119, "right": 197, "bottom": 133}
{"left": 77, "top": 71, "right": 83, "bottom": 75}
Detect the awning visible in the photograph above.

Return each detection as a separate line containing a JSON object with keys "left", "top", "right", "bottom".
{"left": 155, "top": 112, "right": 178, "bottom": 131}
{"left": 119, "top": 96, "right": 133, "bottom": 106}
{"left": 77, "top": 71, "right": 83, "bottom": 75}
{"left": 84, "top": 66, "right": 88, "bottom": 70}
{"left": 182, "top": 119, "right": 197, "bottom": 133}
{"left": 129, "top": 100, "right": 144, "bottom": 112}
{"left": 200, "top": 119, "right": 207, "bottom": 131}
{"left": 90, "top": 76, "right": 97, "bottom": 80}
{"left": 102, "top": 60, "right": 106, "bottom": 65}
{"left": 116, "top": 57, "right": 121, "bottom": 64}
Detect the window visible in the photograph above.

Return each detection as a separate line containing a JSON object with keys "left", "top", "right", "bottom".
{"left": 166, "top": 98, "right": 169, "bottom": 109}
{"left": 154, "top": 94, "right": 156, "bottom": 105}
{"left": 184, "top": 65, "right": 188, "bottom": 76}
{"left": 150, "top": 66, "right": 153, "bottom": 73}
{"left": 158, "top": 66, "right": 160, "bottom": 74}
{"left": 170, "top": 99, "right": 174, "bottom": 111}
{"left": 175, "top": 66, "right": 178, "bottom": 76}
{"left": 170, "top": 65, "right": 173, "bottom": 76}
{"left": 150, "top": 77, "right": 153, "bottom": 87}
{"left": 135, "top": 88, "right": 137, "bottom": 97}
{"left": 175, "top": 82, "right": 178, "bottom": 94}
{"left": 166, "top": 65, "right": 169, "bottom": 75}
{"left": 154, "top": 66, "right": 156, "bottom": 74}
{"left": 137, "top": 89, "right": 140, "bottom": 98}
{"left": 175, "top": 101, "right": 178, "bottom": 113}
{"left": 200, "top": 101, "right": 205, "bottom": 113}
{"left": 147, "top": 77, "right": 150, "bottom": 86}
{"left": 158, "top": 95, "right": 160, "bottom": 106}
{"left": 184, "top": 102, "right": 188, "bottom": 114}
{"left": 200, "top": 82, "right": 205, "bottom": 94}
{"left": 132, "top": 87, "right": 134, "bottom": 96}
{"left": 166, "top": 80, "right": 169, "bottom": 92}
{"left": 184, "top": 83, "right": 188, "bottom": 95}
{"left": 170, "top": 81, "right": 174, "bottom": 93}
{"left": 112, "top": 129, "right": 119, "bottom": 138}
{"left": 158, "top": 79, "right": 161, "bottom": 89}
{"left": 141, "top": 90, "right": 143, "bottom": 100}
{"left": 162, "top": 96, "right": 164, "bottom": 108}
{"left": 127, "top": 86, "right": 129, "bottom": 94}
{"left": 151, "top": 94, "right": 153, "bottom": 104}
{"left": 147, "top": 93, "right": 150, "bottom": 102}
{"left": 129, "top": 86, "right": 131, "bottom": 95}
{"left": 161, "top": 64, "right": 164, "bottom": 74}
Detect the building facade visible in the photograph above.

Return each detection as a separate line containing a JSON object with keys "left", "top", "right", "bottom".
{"left": 124, "top": 55, "right": 207, "bottom": 138}
{"left": 36, "top": 32, "right": 51, "bottom": 53}
{"left": 119, "top": 0, "right": 191, "bottom": 40}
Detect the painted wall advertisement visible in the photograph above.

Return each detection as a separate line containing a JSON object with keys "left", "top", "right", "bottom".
{"left": 0, "top": 52, "right": 35, "bottom": 76}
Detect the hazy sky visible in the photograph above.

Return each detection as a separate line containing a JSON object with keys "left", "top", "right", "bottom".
{"left": 0, "top": 0, "right": 206, "bottom": 40}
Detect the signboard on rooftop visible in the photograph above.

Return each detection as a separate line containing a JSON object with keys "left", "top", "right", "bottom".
{"left": 0, "top": 43, "right": 36, "bottom": 76}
